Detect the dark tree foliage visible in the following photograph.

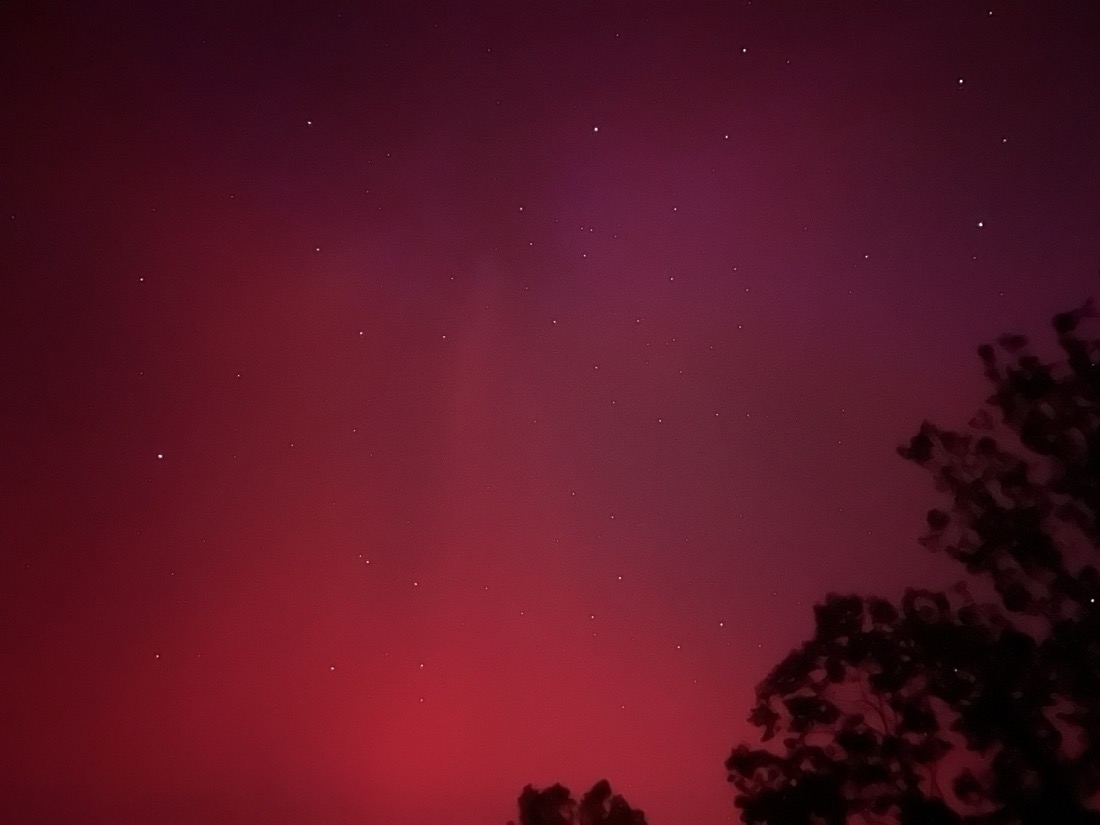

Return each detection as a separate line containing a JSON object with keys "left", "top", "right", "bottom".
{"left": 514, "top": 783, "right": 575, "bottom": 825}
{"left": 727, "top": 301, "right": 1100, "bottom": 825}
{"left": 579, "top": 780, "right": 648, "bottom": 825}
{"left": 509, "top": 780, "right": 647, "bottom": 825}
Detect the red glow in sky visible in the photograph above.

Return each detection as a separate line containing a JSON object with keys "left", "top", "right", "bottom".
{"left": 3, "top": 3, "right": 1099, "bottom": 823}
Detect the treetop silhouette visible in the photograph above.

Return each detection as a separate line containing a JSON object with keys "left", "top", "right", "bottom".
{"left": 508, "top": 780, "right": 647, "bottom": 825}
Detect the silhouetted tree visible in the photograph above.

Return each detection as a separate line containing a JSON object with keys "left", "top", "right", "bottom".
{"left": 508, "top": 781, "right": 647, "bottom": 825}
{"left": 579, "top": 779, "right": 647, "bottom": 825}
{"left": 515, "top": 783, "right": 575, "bottom": 825}
{"left": 727, "top": 301, "right": 1100, "bottom": 824}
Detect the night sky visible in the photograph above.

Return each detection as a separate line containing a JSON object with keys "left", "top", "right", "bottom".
{"left": 3, "top": 3, "right": 1099, "bottom": 824}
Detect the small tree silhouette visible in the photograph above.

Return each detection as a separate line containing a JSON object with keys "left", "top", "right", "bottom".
{"left": 508, "top": 780, "right": 647, "bottom": 825}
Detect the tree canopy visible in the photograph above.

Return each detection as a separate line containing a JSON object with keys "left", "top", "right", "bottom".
{"left": 727, "top": 301, "right": 1100, "bottom": 824}
{"left": 508, "top": 780, "right": 647, "bottom": 825}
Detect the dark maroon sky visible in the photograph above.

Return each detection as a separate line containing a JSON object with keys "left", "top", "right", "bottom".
{"left": 3, "top": 3, "right": 1099, "bottom": 823}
